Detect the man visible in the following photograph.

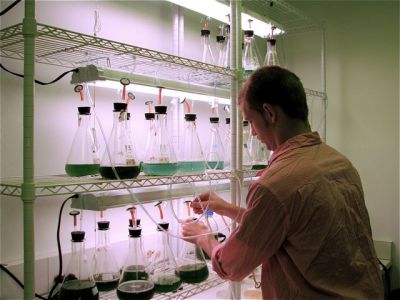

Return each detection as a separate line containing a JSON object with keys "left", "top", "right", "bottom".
{"left": 182, "top": 66, "right": 383, "bottom": 299}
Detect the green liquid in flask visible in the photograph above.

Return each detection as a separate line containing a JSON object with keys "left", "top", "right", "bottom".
{"left": 176, "top": 263, "right": 209, "bottom": 284}
{"left": 58, "top": 280, "right": 99, "bottom": 300}
{"left": 142, "top": 163, "right": 178, "bottom": 176}
{"left": 65, "top": 164, "right": 100, "bottom": 177}
{"left": 117, "top": 280, "right": 154, "bottom": 300}
{"left": 152, "top": 274, "right": 182, "bottom": 293}
{"left": 252, "top": 164, "right": 267, "bottom": 170}
{"left": 93, "top": 273, "right": 119, "bottom": 292}
{"left": 99, "top": 166, "right": 140, "bottom": 180}
{"left": 178, "top": 161, "right": 206, "bottom": 174}
{"left": 207, "top": 161, "right": 224, "bottom": 170}
{"left": 120, "top": 265, "right": 149, "bottom": 282}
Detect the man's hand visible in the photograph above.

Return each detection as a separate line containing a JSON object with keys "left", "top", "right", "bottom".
{"left": 191, "top": 191, "right": 230, "bottom": 215}
{"left": 181, "top": 219, "right": 210, "bottom": 244}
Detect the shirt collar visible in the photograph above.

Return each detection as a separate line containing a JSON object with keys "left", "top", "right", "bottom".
{"left": 269, "top": 132, "right": 322, "bottom": 166}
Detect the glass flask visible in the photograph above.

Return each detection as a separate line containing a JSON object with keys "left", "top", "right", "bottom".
{"left": 178, "top": 114, "right": 206, "bottom": 174}
{"left": 117, "top": 226, "right": 154, "bottom": 300}
{"left": 59, "top": 231, "right": 99, "bottom": 300}
{"left": 65, "top": 106, "right": 100, "bottom": 177}
{"left": 201, "top": 28, "right": 215, "bottom": 64}
{"left": 243, "top": 120, "right": 253, "bottom": 170}
{"left": 243, "top": 30, "right": 260, "bottom": 78}
{"left": 223, "top": 117, "right": 231, "bottom": 170}
{"left": 177, "top": 219, "right": 209, "bottom": 284}
{"left": 92, "top": 221, "right": 120, "bottom": 292}
{"left": 222, "top": 24, "right": 231, "bottom": 69}
{"left": 125, "top": 112, "right": 140, "bottom": 168}
{"left": 142, "top": 105, "right": 178, "bottom": 176}
{"left": 206, "top": 117, "right": 225, "bottom": 170}
{"left": 216, "top": 25, "right": 226, "bottom": 67}
{"left": 99, "top": 103, "right": 141, "bottom": 179}
{"left": 150, "top": 222, "right": 182, "bottom": 293}
{"left": 249, "top": 134, "right": 269, "bottom": 170}
{"left": 264, "top": 37, "right": 280, "bottom": 66}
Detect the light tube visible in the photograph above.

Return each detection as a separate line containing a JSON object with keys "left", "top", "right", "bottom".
{"left": 166, "top": 0, "right": 284, "bottom": 37}
{"left": 89, "top": 80, "right": 231, "bottom": 105}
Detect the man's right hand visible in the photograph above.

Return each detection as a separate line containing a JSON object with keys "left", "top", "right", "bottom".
{"left": 191, "top": 191, "right": 231, "bottom": 216}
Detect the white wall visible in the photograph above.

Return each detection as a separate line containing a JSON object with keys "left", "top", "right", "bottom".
{"left": 286, "top": 0, "right": 400, "bottom": 290}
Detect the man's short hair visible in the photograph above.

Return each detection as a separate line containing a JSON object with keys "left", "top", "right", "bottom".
{"left": 245, "top": 66, "right": 308, "bottom": 121}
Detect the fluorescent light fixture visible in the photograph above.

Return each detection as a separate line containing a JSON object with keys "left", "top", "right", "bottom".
{"left": 71, "top": 65, "right": 231, "bottom": 105}
{"left": 90, "top": 80, "right": 231, "bottom": 105}
{"left": 166, "top": 0, "right": 284, "bottom": 37}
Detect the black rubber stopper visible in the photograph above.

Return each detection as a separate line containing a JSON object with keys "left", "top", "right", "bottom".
{"left": 210, "top": 117, "right": 220, "bottom": 123}
{"left": 243, "top": 120, "right": 249, "bottom": 126}
{"left": 268, "top": 38, "right": 277, "bottom": 46}
{"left": 216, "top": 35, "right": 225, "bottom": 43}
{"left": 78, "top": 106, "right": 90, "bottom": 115}
{"left": 157, "top": 222, "right": 169, "bottom": 231}
{"left": 128, "top": 218, "right": 141, "bottom": 227}
{"left": 71, "top": 231, "right": 85, "bottom": 242}
{"left": 155, "top": 105, "right": 167, "bottom": 114}
{"left": 127, "top": 113, "right": 131, "bottom": 120}
{"left": 201, "top": 29, "right": 211, "bottom": 36}
{"left": 129, "top": 227, "right": 142, "bottom": 237}
{"left": 113, "top": 102, "right": 127, "bottom": 112}
{"left": 145, "top": 112, "right": 155, "bottom": 120}
{"left": 185, "top": 114, "right": 197, "bottom": 121}
{"left": 226, "top": 117, "right": 230, "bottom": 125}
{"left": 244, "top": 30, "right": 254, "bottom": 37}
{"left": 97, "top": 221, "right": 110, "bottom": 230}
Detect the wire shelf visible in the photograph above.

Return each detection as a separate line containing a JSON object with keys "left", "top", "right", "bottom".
{"left": 0, "top": 170, "right": 259, "bottom": 197}
{"left": 100, "top": 271, "right": 225, "bottom": 300}
{"left": 0, "top": 23, "right": 233, "bottom": 88}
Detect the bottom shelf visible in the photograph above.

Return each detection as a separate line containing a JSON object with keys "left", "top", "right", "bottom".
{"left": 100, "top": 271, "right": 226, "bottom": 300}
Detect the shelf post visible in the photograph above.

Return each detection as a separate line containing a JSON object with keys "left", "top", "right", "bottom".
{"left": 22, "top": 0, "right": 37, "bottom": 299}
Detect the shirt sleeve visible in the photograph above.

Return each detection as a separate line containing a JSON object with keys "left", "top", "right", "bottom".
{"left": 211, "top": 183, "right": 289, "bottom": 281}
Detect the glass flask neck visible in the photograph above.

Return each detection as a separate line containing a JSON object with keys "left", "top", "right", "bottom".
{"left": 72, "top": 240, "right": 85, "bottom": 254}
{"left": 97, "top": 230, "right": 109, "bottom": 248}
{"left": 113, "top": 110, "right": 126, "bottom": 125}
{"left": 78, "top": 114, "right": 91, "bottom": 127}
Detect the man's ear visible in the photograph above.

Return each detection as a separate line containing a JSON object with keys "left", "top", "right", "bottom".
{"left": 262, "top": 103, "right": 277, "bottom": 123}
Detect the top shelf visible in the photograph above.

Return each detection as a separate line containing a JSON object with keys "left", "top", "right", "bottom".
{"left": 0, "top": 23, "right": 233, "bottom": 88}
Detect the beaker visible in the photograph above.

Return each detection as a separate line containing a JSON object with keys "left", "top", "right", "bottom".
{"left": 99, "top": 103, "right": 141, "bottom": 179}
{"left": 243, "top": 120, "right": 253, "bottom": 170}
{"left": 65, "top": 106, "right": 100, "bottom": 177}
{"left": 117, "top": 227, "right": 154, "bottom": 300}
{"left": 264, "top": 37, "right": 280, "bottom": 66}
{"left": 249, "top": 135, "right": 269, "bottom": 170}
{"left": 142, "top": 105, "right": 178, "bottom": 176}
{"left": 178, "top": 114, "right": 206, "bottom": 174}
{"left": 206, "top": 117, "right": 225, "bottom": 170}
{"left": 177, "top": 219, "right": 209, "bottom": 284}
{"left": 243, "top": 30, "right": 260, "bottom": 77}
{"left": 59, "top": 231, "right": 99, "bottom": 300}
{"left": 92, "top": 221, "right": 120, "bottom": 291}
{"left": 150, "top": 222, "right": 182, "bottom": 293}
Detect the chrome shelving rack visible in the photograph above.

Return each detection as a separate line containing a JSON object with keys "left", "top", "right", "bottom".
{"left": 0, "top": 0, "right": 327, "bottom": 299}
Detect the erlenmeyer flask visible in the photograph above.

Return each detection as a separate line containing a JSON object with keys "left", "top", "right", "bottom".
{"left": 125, "top": 112, "right": 140, "bottom": 168}
{"left": 177, "top": 219, "right": 209, "bottom": 284}
{"left": 100, "top": 103, "right": 141, "bottom": 179}
{"left": 223, "top": 24, "right": 231, "bottom": 69}
{"left": 206, "top": 117, "right": 225, "bottom": 170}
{"left": 92, "top": 221, "right": 120, "bottom": 291}
{"left": 65, "top": 106, "right": 100, "bottom": 177}
{"left": 59, "top": 231, "right": 99, "bottom": 300}
{"left": 142, "top": 105, "right": 178, "bottom": 176}
{"left": 249, "top": 135, "right": 269, "bottom": 170}
{"left": 216, "top": 25, "right": 226, "bottom": 67}
{"left": 118, "top": 227, "right": 154, "bottom": 300}
{"left": 150, "top": 222, "right": 182, "bottom": 293}
{"left": 263, "top": 37, "right": 280, "bottom": 66}
{"left": 201, "top": 28, "right": 215, "bottom": 64}
{"left": 143, "top": 112, "right": 156, "bottom": 167}
{"left": 243, "top": 30, "right": 260, "bottom": 78}
{"left": 243, "top": 120, "right": 253, "bottom": 170}
{"left": 178, "top": 114, "right": 206, "bottom": 174}
{"left": 223, "top": 117, "right": 231, "bottom": 170}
